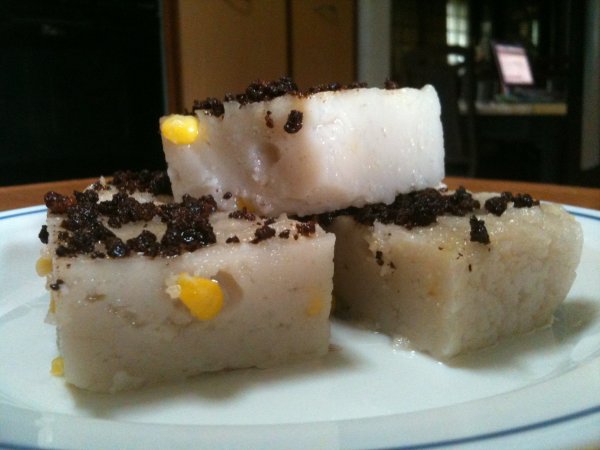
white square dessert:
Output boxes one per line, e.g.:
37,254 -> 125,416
160,78 -> 445,216
325,189 -> 583,359
37,174 -> 335,392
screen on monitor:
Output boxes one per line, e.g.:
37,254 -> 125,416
492,42 -> 534,86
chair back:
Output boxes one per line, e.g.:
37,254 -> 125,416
401,46 -> 477,177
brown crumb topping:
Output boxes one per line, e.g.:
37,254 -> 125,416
43,191 -> 217,258
295,220 -> 316,237
192,97 -> 225,117
484,193 -> 510,216
38,225 -> 49,244
512,193 -> 540,208
191,77 -> 374,113
315,187 -> 540,245
109,170 -> 172,196
265,111 -> 274,128
228,208 -> 256,221
284,110 -> 303,133
469,215 -> 490,245
224,77 -> 299,105
226,235 -> 240,244
305,81 -> 368,95
49,279 -> 64,290
317,187 -> 480,229
251,224 -> 276,244
384,78 -> 400,89
484,191 -> 539,215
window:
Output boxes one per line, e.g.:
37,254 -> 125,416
446,0 -> 469,63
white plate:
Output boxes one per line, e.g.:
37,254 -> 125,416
1,205 -> 599,450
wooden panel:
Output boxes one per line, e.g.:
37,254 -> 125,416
290,0 -> 356,88
176,0 -> 287,108
162,0 -> 183,112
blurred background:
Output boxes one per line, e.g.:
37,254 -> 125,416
1,0 -> 598,187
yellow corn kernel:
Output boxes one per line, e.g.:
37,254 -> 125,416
35,256 -> 52,276
306,295 -> 323,317
235,197 -> 256,213
50,356 -> 64,377
160,114 -> 202,145
177,273 -> 223,320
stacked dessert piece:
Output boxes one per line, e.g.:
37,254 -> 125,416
322,188 -> 582,358
38,78 -> 582,392
38,171 -> 335,393
161,77 -> 582,359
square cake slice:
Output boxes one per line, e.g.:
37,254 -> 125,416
160,78 -> 445,216
325,189 -> 583,359
37,178 -> 335,392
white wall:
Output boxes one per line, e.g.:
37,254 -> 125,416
357,0 -> 392,87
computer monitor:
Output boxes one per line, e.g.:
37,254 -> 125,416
491,41 -> 535,93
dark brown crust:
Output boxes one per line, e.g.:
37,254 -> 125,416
45,190 -> 217,258
317,187 -> 481,229
295,220 -> 316,237
315,187 -> 540,245
284,110 -> 303,134
49,279 -> 64,290
469,215 -> 490,245
224,77 -> 299,106
192,97 -> 225,117
484,193 -> 510,216
305,81 -> 368,95
484,191 -> 540,215
251,224 -> 276,244
190,77 -> 378,113
226,235 -> 240,244
228,208 -> 256,221
109,170 -> 172,196
265,111 -> 274,128
512,193 -> 540,208
38,225 -> 49,244
384,78 -> 400,89
375,250 -> 384,266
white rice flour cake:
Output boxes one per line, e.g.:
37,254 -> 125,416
324,188 -> 583,359
160,78 -> 445,216
37,172 -> 334,392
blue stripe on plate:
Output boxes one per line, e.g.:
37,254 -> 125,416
385,404 -> 600,450
0,207 -> 46,221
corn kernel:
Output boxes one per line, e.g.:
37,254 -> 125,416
51,356 -> 64,376
306,296 -> 323,317
177,273 -> 223,320
160,114 -> 202,145
35,256 -> 52,277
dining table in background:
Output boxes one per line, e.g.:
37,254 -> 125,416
1,177 -> 599,213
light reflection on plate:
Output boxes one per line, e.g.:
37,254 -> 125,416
0,205 -> 599,449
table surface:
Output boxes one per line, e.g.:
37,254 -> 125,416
474,101 -> 567,116
1,176 -> 599,212
459,100 -> 567,116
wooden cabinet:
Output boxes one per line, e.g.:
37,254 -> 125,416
164,0 -> 356,112
289,0 -> 356,88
